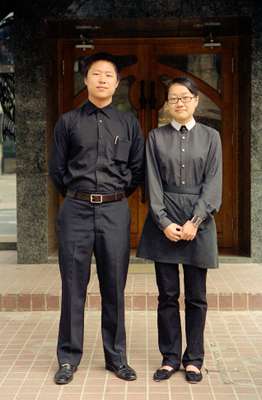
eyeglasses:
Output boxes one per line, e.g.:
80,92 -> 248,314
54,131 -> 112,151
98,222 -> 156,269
168,96 -> 195,104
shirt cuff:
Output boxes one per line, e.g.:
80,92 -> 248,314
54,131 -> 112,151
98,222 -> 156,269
159,217 -> 173,231
190,215 -> 203,228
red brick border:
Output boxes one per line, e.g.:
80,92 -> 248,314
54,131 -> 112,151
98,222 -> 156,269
1,292 -> 262,311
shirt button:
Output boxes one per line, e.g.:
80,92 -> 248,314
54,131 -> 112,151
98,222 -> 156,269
181,164 -> 185,168
182,181 -> 185,184
182,136 -> 185,139
182,148 -> 185,152
99,119 -> 102,123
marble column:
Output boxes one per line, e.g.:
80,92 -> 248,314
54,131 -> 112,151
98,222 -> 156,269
251,3 -> 262,261
15,18 -> 49,263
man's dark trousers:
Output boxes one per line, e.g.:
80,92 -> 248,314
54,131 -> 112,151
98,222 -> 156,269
155,262 -> 207,370
57,195 -> 130,368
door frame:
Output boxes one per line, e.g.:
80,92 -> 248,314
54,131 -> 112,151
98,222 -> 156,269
47,31 -> 251,257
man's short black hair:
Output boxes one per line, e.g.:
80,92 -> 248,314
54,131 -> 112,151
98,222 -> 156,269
83,52 -> 120,80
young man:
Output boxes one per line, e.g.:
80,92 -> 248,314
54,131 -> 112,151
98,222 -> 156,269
49,52 -> 144,384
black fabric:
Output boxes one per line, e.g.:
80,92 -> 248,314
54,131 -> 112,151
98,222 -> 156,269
137,210 -> 218,268
137,122 -> 222,268
49,101 -> 144,197
180,125 -> 188,132
155,262 -> 207,370
50,99 -> 144,371
56,197 -> 130,368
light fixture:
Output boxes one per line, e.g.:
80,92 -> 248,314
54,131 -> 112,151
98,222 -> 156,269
203,32 -> 221,48
74,25 -> 101,50
75,34 -> 95,50
75,25 -> 101,31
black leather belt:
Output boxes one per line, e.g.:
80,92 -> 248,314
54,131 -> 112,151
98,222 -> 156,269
67,190 -> 126,204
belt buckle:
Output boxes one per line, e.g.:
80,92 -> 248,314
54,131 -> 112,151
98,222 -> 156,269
90,194 -> 103,203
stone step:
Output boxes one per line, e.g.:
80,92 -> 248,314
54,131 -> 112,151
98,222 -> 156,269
0,261 -> 262,311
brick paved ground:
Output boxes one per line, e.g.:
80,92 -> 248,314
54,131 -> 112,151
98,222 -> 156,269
0,310 -> 262,400
1,251 -> 262,399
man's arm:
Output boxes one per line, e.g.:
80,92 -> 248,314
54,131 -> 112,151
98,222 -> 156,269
125,117 -> 145,197
49,115 -> 69,197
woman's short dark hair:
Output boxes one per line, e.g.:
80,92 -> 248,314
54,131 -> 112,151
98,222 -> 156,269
168,76 -> 198,96
83,52 -> 120,80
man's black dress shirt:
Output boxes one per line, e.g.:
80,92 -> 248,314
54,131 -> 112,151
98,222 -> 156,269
49,101 -> 145,197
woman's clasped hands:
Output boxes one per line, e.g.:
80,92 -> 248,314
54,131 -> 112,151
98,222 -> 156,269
163,221 -> 197,242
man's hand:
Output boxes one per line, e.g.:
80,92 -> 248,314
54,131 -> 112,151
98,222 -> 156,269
181,220 -> 198,241
163,223 -> 183,242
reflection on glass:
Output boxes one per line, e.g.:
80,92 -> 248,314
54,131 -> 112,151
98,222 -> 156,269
0,13 -> 14,73
112,76 -> 137,115
74,60 -> 86,96
0,13 -> 16,243
158,54 -> 221,92
195,92 -> 221,132
74,54 -> 138,96
158,75 -> 221,132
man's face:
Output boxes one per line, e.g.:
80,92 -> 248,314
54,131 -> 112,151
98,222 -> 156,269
168,83 -> 199,124
84,60 -> 119,103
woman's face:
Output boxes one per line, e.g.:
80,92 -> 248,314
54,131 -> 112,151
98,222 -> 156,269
167,83 -> 199,124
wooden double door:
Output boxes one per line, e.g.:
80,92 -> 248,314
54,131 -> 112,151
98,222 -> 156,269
59,37 -> 238,253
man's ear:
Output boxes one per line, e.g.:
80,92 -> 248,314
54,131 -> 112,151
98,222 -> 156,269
115,79 -> 120,89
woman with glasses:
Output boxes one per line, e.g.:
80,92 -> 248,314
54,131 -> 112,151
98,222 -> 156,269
137,76 -> 222,384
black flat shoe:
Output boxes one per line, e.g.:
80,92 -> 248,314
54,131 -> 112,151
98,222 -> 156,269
106,363 -> 137,381
153,366 -> 178,382
185,370 -> 203,384
54,363 -> 77,385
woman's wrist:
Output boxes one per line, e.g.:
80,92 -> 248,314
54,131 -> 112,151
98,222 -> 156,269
190,215 -> 202,228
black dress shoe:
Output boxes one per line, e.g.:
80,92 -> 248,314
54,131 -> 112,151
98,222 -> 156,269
106,364 -> 137,381
54,363 -> 77,385
153,366 -> 178,382
185,370 -> 203,384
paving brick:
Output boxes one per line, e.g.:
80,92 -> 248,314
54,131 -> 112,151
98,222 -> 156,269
46,294 -> 59,310
31,294 -> 45,310
17,294 -> 31,311
219,294 -> 233,310
233,293 -> 248,310
133,295 -> 146,310
248,293 -> 262,310
2,294 -> 17,310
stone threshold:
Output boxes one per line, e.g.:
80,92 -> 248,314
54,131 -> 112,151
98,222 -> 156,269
1,260 -> 262,311
48,254 -> 254,264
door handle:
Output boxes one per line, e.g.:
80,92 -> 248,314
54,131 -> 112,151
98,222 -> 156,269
149,80 -> 156,110
139,80 -> 147,109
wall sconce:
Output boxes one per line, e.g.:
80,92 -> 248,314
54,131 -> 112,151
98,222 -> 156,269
74,25 -> 101,50
203,32 -> 221,48
75,34 -> 95,50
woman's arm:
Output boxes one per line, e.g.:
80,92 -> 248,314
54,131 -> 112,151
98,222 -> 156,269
192,130 -> 223,222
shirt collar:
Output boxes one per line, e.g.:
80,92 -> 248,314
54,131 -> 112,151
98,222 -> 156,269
83,100 -> 114,118
171,118 -> 196,132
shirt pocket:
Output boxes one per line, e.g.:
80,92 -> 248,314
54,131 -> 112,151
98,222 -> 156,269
113,138 -> 131,163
